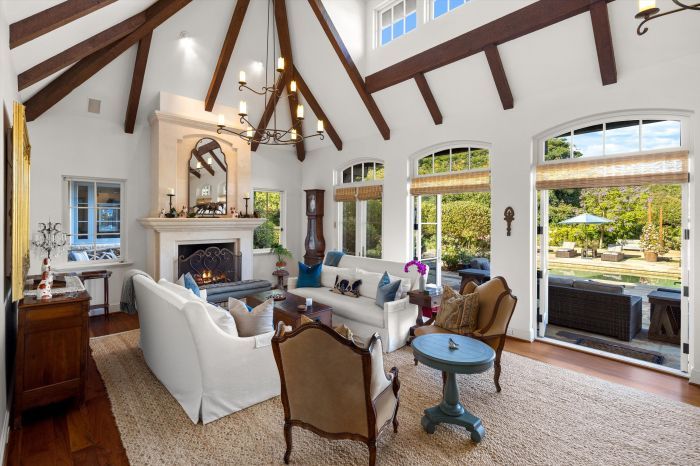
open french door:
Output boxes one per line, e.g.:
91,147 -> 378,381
680,184 -> 690,372
537,190 -> 550,338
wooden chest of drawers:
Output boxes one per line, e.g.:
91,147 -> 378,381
14,289 -> 91,428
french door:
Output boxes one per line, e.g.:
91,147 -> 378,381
339,199 -> 382,258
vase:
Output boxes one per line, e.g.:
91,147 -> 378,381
419,275 -> 426,291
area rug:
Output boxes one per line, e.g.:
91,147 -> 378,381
556,330 -> 665,364
91,330 -> 700,465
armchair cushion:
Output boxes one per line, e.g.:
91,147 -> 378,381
435,286 -> 479,334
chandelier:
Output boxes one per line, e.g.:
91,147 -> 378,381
636,0 -> 700,35
216,0 -> 324,145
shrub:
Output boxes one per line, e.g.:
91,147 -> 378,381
254,220 -> 276,249
640,223 -> 669,255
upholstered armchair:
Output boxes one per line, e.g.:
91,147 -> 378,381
414,276 -> 517,392
271,322 -> 400,466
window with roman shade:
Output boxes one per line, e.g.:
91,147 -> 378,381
410,147 -> 490,195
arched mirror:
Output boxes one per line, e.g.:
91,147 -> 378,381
188,138 -> 228,216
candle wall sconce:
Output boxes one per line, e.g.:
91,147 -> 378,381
504,207 -> 515,236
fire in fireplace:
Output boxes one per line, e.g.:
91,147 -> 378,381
177,242 -> 241,286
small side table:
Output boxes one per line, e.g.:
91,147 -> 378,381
412,334 -> 495,443
407,290 -> 441,345
272,269 -> 289,290
647,290 -> 681,344
75,270 -> 113,318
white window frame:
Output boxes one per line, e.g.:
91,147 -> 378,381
430,0 -> 469,20
63,175 -> 126,265
336,159 -> 384,258
414,145 -> 490,177
252,188 -> 286,254
375,0 -> 418,48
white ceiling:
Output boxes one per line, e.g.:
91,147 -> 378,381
3,0 -> 700,154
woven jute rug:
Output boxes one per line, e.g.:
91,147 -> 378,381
91,330 -> 700,465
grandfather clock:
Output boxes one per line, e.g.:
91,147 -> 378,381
304,189 -> 325,265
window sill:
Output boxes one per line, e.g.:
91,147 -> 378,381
56,261 -> 135,272
254,249 -> 273,255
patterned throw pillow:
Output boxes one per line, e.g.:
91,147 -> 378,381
330,275 -> 362,298
435,286 -> 480,334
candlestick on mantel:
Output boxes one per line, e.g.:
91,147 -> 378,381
166,187 -> 175,196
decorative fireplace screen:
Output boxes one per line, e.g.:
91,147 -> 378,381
177,244 -> 241,286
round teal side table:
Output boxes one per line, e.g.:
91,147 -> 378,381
412,333 -> 495,442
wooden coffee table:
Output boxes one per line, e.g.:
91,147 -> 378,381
245,290 -> 332,330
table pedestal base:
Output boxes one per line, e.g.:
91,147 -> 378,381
420,372 -> 485,442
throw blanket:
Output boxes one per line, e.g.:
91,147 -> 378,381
120,269 -> 152,314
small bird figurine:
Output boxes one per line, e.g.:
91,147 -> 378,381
448,338 -> 460,350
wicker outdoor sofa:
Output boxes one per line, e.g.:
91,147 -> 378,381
548,277 -> 642,341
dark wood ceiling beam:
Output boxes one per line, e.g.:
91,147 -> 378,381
124,32 -> 152,134
196,141 -> 220,155
413,73 -> 443,125
192,151 -> 215,176
10,0 -> 117,49
590,0 -> 617,85
251,72 -> 286,152
275,0 -> 305,161
18,13 -> 145,91
204,0 -> 250,112
24,0 -> 191,122
189,168 -> 201,179
484,45 -> 513,110
365,0 -> 615,93
308,0 -> 390,140
208,150 -> 227,172
293,66 -> 342,150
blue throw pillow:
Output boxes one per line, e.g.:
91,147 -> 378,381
376,279 -> 401,308
297,262 -> 322,288
183,272 -> 200,297
324,251 -> 344,267
378,271 -> 391,288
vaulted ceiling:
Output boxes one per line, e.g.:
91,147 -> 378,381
4,0 -> 699,157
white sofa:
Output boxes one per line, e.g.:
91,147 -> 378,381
133,274 -> 280,424
288,255 -> 424,352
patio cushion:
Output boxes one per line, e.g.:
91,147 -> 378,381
549,276 -> 575,287
468,258 -> 490,270
573,280 -> 624,295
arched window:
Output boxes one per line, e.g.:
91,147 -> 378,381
335,160 -> 384,258
411,144 -> 492,286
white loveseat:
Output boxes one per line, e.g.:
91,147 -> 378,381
288,255 -> 424,352
133,274 -> 280,424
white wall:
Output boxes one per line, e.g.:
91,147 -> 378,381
0,0 -> 17,455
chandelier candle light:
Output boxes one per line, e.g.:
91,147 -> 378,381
635,0 -> 700,35
216,0 -> 324,146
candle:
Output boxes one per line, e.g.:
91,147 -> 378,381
296,104 -> 304,119
238,70 -> 246,84
291,128 -> 297,140
196,161 -> 202,169
207,156 -> 213,165
246,126 -> 254,138
290,80 -> 297,93
239,100 -> 247,115
305,297 -> 313,308
277,56 -> 285,72
638,0 -> 656,13
166,187 -> 175,196
217,114 -> 225,126
244,192 -> 250,199
317,119 -> 324,133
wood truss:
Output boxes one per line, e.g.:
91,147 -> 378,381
12,0 -> 617,156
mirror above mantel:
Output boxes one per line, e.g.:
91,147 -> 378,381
188,138 -> 227,217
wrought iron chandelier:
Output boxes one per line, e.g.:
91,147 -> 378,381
216,0 -> 324,145
636,0 -> 700,35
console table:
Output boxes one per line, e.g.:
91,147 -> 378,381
74,269 -> 112,317
14,282 -> 91,428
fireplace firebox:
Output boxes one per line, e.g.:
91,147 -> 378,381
177,242 -> 241,286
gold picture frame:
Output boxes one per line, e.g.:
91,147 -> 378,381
12,102 -> 30,302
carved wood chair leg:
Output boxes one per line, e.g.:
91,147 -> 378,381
283,421 -> 292,464
368,441 -> 377,466
442,370 -> 447,387
494,356 -> 502,393
393,400 -> 400,433
414,357 -> 418,366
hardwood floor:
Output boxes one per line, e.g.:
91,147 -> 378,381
4,313 -> 699,465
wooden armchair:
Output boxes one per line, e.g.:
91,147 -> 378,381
414,276 -> 517,392
271,322 -> 400,466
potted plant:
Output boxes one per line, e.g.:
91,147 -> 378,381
404,259 -> 428,291
271,243 -> 292,269
640,223 -> 667,262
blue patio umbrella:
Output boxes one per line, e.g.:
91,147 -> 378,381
559,213 -> 613,252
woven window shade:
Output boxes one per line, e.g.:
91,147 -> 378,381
410,171 -> 490,195
536,151 -> 688,190
334,184 -> 383,202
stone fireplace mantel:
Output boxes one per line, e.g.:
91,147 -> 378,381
139,217 -> 265,281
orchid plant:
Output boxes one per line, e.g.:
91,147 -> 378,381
404,259 -> 427,276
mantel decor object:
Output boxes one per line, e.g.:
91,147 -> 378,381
504,206 -> 515,236
404,259 -> 428,291
165,188 -> 177,218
